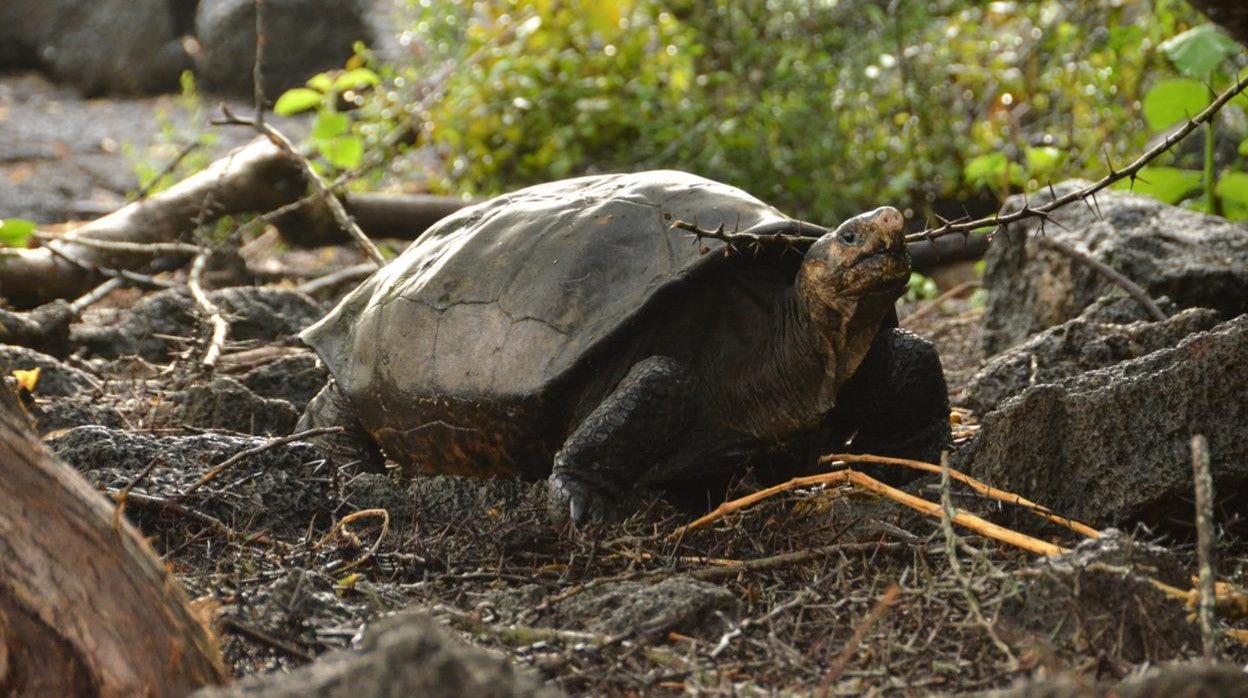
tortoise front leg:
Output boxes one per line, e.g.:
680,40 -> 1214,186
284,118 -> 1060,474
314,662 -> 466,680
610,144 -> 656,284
549,356 -> 695,525
296,380 -> 386,472
834,326 -> 951,467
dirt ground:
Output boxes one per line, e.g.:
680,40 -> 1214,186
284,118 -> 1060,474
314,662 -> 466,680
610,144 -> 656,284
4,70 -> 1247,696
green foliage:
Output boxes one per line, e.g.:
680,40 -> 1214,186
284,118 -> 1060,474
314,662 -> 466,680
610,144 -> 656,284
130,71 -> 218,195
274,88 -> 323,116
0,218 -> 36,247
1143,78 -> 1213,130
273,60 -> 381,175
385,0 -> 1226,225
1159,23 -> 1240,77
905,272 -> 939,302
1129,166 -> 1203,203
1113,21 -> 1248,218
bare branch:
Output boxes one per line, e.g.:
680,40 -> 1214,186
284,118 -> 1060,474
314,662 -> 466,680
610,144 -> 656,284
1035,236 -> 1168,321
187,250 -> 230,369
215,105 -> 387,267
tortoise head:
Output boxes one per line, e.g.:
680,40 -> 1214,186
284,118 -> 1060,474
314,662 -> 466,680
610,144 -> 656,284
797,206 -> 909,308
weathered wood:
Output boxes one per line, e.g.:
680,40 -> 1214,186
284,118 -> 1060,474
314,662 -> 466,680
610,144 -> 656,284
0,384 -> 225,696
0,137 -> 306,309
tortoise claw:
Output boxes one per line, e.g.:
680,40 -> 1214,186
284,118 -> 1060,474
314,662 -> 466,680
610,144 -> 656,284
547,471 -> 613,526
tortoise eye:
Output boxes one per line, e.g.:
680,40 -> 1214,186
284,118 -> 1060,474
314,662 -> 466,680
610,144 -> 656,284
839,228 -> 859,245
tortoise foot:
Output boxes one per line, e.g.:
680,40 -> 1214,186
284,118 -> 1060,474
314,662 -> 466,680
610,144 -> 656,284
547,471 -> 616,526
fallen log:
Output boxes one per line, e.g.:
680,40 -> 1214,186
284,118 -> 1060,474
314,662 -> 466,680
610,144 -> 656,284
1,137 -> 306,309
0,383 -> 225,695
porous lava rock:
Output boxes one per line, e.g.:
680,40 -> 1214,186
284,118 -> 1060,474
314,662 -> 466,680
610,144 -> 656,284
48,425 -> 333,538
1000,531 -> 1197,664
174,375 -> 301,436
75,287 -> 323,361
0,344 -> 95,397
959,314 -> 1248,531
240,351 -> 329,413
193,610 -> 563,698
549,576 -> 741,640
984,661 -> 1248,697
194,0 -> 375,96
981,181 -> 1248,355
959,301 -> 1220,415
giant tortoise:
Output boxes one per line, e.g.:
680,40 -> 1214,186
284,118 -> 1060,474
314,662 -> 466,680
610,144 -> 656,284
298,171 -> 950,522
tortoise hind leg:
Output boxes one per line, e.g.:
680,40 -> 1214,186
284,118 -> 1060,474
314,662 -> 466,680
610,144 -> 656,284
549,356 -> 695,525
297,381 -> 386,473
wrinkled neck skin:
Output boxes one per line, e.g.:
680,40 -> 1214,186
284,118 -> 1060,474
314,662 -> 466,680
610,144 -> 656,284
722,284 -> 893,440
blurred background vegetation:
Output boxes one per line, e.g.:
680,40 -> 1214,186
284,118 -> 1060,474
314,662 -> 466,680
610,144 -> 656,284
278,0 -> 1248,226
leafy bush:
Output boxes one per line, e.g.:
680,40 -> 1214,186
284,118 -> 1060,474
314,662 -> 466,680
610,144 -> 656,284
291,1 -> 1243,226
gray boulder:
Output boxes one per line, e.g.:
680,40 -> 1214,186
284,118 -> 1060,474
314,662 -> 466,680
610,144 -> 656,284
74,286 -> 324,361
0,0 -> 190,95
549,576 -> 741,640
959,299 -> 1221,415
194,0 -> 375,97
193,611 -> 562,698
982,181 -> 1248,355
1000,531 -> 1198,664
958,314 -> 1248,531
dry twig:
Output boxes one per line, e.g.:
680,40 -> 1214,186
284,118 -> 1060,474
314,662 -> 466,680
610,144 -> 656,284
319,508 -> 391,575
820,453 -> 1100,538
214,105 -> 386,267
187,250 -> 230,369
1191,434 -> 1217,659
817,584 -> 900,694
671,468 -> 1065,557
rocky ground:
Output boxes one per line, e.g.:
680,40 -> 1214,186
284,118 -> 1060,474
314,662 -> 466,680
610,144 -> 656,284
3,71 -> 1248,696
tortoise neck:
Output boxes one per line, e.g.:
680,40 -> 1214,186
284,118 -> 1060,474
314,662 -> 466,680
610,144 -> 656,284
767,284 -> 894,421
722,288 -> 852,439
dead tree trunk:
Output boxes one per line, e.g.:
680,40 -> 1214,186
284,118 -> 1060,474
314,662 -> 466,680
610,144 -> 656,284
0,137 -> 306,309
0,385 -> 225,696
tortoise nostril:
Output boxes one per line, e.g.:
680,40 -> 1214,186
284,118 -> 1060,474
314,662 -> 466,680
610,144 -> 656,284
874,207 -> 903,235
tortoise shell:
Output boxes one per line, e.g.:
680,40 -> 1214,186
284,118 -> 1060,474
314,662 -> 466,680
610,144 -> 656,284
302,171 -> 796,478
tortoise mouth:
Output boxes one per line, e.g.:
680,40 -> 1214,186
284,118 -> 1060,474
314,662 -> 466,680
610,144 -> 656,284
834,247 -> 909,301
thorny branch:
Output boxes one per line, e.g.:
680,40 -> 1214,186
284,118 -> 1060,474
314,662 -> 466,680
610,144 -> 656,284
671,69 -> 1248,256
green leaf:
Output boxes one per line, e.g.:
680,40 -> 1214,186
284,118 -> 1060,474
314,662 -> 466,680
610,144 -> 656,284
1113,166 -> 1201,204
1025,146 -> 1065,178
332,68 -> 381,92
964,151 -> 1007,187
312,111 -> 351,139
1217,172 -> 1248,221
1215,171 -> 1248,205
1159,24 -> 1240,78
306,73 -> 334,93
1142,79 -> 1210,131
274,88 -> 324,116
905,272 -> 938,302
0,218 -> 36,247
1238,138 -> 1248,156
320,136 -> 363,170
